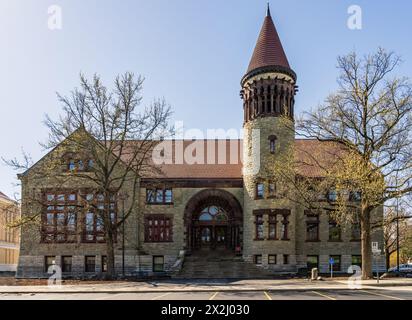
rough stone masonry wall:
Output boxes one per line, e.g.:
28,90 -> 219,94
242,116 -> 298,272
137,187 -> 244,273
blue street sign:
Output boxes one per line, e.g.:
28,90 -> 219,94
329,258 -> 335,265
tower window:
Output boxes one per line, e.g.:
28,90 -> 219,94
268,136 -> 277,154
256,183 -> 264,199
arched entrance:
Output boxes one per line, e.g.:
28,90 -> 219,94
184,189 -> 243,252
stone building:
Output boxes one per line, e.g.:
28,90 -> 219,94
0,192 -> 20,272
16,7 -> 385,279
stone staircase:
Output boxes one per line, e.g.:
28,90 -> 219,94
174,247 -> 274,279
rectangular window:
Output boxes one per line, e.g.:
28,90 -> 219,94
329,219 -> 341,241
268,255 -> 277,265
102,256 -> 107,273
352,255 -> 362,268
256,183 -> 264,199
283,255 -> 289,265
306,212 -> 319,242
268,182 -> 276,197
82,192 -> 116,243
255,215 -> 264,240
85,256 -> 96,273
330,255 -> 341,272
269,139 -> 276,154
45,256 -> 56,273
144,215 -> 173,243
254,255 -> 262,265
268,214 -> 277,240
153,256 -> 164,272
307,255 -> 319,270
146,188 -> 173,204
42,192 -> 77,243
62,256 -> 72,273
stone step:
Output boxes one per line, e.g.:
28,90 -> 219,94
174,251 -> 275,279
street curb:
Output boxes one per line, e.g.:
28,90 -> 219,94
0,285 -> 392,295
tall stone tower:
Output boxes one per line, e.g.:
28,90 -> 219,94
241,5 -> 298,270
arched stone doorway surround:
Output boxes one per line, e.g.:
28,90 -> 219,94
184,189 -> 243,252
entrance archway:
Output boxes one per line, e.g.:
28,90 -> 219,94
184,189 -> 243,252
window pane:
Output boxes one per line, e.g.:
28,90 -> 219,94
153,256 -> 164,272
164,189 -> 173,203
62,256 -> 72,273
156,189 -> 164,203
47,194 -> 55,202
86,213 -> 94,232
85,256 -> 96,272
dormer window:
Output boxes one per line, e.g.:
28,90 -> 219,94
268,135 -> 277,154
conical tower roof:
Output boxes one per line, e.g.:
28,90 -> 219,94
246,5 -> 291,74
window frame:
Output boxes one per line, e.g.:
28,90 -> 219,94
305,211 -> 320,242
41,191 -> 78,244
85,256 -> 96,273
144,215 -> 173,243
61,256 -> 72,273
82,191 -> 117,244
153,255 -> 165,272
268,135 -> 277,154
255,183 -> 265,200
44,256 -> 56,273
254,214 -> 265,241
268,214 -> 277,240
146,188 -> 173,205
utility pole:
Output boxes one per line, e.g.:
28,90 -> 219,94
122,195 -> 125,277
396,196 -> 400,273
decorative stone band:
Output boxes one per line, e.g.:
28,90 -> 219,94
241,65 -> 297,86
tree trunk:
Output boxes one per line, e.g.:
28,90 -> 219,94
105,228 -> 116,280
385,248 -> 390,271
360,206 -> 373,279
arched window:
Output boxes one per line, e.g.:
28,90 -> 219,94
198,206 -> 228,222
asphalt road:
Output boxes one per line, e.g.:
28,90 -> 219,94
1,288 -> 412,300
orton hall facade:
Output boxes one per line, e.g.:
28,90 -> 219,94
17,8 -> 385,278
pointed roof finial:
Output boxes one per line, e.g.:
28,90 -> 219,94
266,2 -> 271,17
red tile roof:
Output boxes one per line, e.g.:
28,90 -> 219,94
132,139 -> 344,180
246,9 -> 290,74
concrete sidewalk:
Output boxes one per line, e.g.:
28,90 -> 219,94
1,278 -> 412,294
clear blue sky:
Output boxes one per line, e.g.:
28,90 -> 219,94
1,0 -> 412,198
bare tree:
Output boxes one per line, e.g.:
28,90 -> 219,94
272,48 -> 412,279
6,73 -> 172,279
